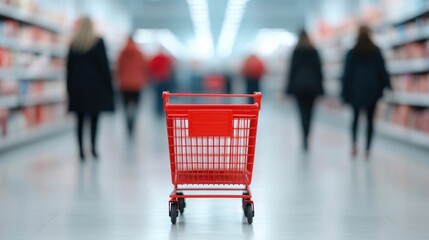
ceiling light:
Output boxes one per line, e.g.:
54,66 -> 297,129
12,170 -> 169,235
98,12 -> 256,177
133,29 -> 185,58
217,0 -> 249,57
251,28 -> 298,56
187,0 -> 214,58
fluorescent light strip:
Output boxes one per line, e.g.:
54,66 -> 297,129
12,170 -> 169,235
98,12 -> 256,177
252,29 -> 298,56
187,0 -> 214,57
217,0 -> 249,57
133,29 -> 185,58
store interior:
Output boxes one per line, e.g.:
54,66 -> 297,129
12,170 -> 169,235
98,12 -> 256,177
0,0 -> 429,239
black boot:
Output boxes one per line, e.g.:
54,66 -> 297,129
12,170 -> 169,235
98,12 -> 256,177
92,148 -> 98,159
79,150 -> 85,162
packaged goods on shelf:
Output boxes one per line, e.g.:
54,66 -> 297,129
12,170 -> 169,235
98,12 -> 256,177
0,0 -> 69,150
0,48 -> 13,67
392,74 -> 429,93
0,20 -> 19,38
378,103 -> 429,134
0,19 -> 66,50
51,58 -> 64,69
392,42 -> 428,60
0,108 -> 7,135
0,103 -> 65,139
0,79 -> 18,94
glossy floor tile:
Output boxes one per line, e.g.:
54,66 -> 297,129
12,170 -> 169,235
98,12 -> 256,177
1,96 -> 428,240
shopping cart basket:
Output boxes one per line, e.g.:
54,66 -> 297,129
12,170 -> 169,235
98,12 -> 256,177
163,92 -> 262,224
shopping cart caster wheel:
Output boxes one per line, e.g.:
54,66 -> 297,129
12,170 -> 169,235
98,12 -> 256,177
170,203 -> 178,224
177,192 -> 185,214
242,192 -> 250,216
245,203 -> 254,224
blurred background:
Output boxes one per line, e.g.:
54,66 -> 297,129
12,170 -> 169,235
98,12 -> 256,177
1,0 -> 429,239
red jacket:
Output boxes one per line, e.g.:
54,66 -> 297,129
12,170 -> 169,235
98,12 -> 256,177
149,52 -> 173,82
242,55 -> 265,80
117,40 -> 147,91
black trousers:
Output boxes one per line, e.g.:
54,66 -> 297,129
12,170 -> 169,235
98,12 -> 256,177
351,104 -> 376,151
76,113 -> 99,155
121,91 -> 141,135
245,79 -> 260,104
296,97 -> 315,147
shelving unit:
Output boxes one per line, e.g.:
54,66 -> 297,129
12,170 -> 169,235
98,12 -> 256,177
0,3 -> 64,33
318,6 -> 429,148
0,119 -> 72,152
0,68 -> 63,80
0,37 -> 65,57
376,8 -> 429,147
320,103 -> 429,148
378,121 -> 429,148
388,59 -> 429,75
0,3 -> 70,152
388,30 -> 429,48
0,95 -> 64,108
384,92 -> 429,107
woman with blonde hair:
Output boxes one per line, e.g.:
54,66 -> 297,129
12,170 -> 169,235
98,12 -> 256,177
67,17 -> 114,161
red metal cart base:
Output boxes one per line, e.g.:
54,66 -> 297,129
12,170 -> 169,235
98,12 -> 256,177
163,92 -> 262,224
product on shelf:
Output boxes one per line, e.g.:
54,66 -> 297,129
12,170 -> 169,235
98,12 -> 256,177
378,103 -> 429,134
0,108 -> 8,136
391,42 -> 428,60
0,47 -> 13,67
0,18 -> 66,50
392,73 -> 429,93
0,0 -> 68,146
0,103 -> 66,139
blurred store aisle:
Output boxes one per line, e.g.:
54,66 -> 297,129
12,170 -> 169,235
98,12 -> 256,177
0,94 -> 429,240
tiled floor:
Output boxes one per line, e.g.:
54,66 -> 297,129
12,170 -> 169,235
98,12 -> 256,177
1,96 -> 429,240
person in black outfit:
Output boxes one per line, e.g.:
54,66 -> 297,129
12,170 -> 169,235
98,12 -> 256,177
285,30 -> 324,151
341,25 -> 391,159
66,17 -> 114,161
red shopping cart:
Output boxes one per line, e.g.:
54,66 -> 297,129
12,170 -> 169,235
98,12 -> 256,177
163,92 -> 262,224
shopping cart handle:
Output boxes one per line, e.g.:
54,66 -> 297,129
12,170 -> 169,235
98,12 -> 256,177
162,92 -> 262,109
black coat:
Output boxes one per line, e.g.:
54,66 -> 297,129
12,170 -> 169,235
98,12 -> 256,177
341,49 -> 391,107
286,47 -> 324,97
66,38 -> 114,113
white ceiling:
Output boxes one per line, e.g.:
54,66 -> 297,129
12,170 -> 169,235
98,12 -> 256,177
128,0 -> 310,57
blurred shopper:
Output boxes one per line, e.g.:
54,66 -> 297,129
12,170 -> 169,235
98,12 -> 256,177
190,60 -> 204,95
117,36 -> 147,137
149,49 -> 174,117
242,54 -> 265,103
204,73 -> 226,94
66,17 -> 114,161
224,72 -> 233,94
341,25 -> 391,159
285,30 -> 324,151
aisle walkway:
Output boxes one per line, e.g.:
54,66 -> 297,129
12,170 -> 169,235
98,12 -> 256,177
1,97 -> 429,240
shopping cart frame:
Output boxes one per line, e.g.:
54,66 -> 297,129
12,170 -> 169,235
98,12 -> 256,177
163,92 -> 262,224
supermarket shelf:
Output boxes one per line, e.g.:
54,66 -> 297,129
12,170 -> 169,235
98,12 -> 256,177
320,103 -> 429,148
324,59 -> 429,77
0,68 -> 64,80
388,59 -> 429,75
391,7 -> 429,27
384,93 -> 429,107
378,121 -> 429,148
374,5 -> 429,29
0,38 -> 66,57
0,119 -> 73,152
389,30 -> 429,48
21,95 -> 65,107
0,95 -> 64,109
0,96 -> 18,108
0,3 -> 64,34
